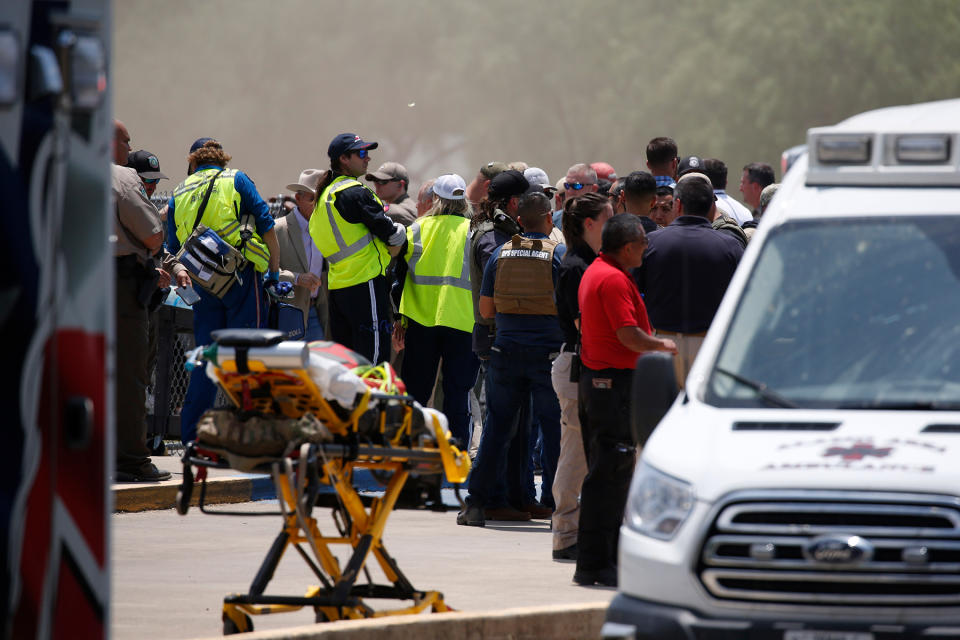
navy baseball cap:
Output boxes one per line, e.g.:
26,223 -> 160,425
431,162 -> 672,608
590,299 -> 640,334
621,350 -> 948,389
189,137 -> 216,153
328,133 -> 378,159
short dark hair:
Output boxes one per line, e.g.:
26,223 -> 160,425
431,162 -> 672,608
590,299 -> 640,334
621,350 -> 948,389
656,185 -> 674,198
516,191 -> 552,229
622,171 -> 657,201
675,176 -> 715,217
601,213 -> 646,254
646,137 -> 678,166
702,158 -> 727,190
742,162 -> 775,188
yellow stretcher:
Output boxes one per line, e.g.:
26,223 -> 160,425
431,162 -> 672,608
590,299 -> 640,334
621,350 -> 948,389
175,329 -> 471,635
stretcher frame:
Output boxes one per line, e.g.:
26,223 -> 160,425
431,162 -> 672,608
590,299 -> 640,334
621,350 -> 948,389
175,334 -> 470,635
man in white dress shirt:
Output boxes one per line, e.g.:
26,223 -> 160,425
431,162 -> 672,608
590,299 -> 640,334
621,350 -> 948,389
276,169 -> 329,340
703,158 -> 753,225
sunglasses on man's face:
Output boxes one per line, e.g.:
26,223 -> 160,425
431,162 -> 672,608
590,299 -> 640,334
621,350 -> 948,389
142,177 -> 159,184
564,181 -> 593,191
353,149 -> 369,159
372,178 -> 399,186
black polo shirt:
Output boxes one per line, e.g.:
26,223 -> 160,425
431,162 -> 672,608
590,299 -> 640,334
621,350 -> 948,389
633,215 -> 743,334
556,241 -> 597,347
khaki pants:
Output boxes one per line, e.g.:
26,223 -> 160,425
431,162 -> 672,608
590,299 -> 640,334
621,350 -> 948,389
656,331 -> 704,389
550,351 -> 587,551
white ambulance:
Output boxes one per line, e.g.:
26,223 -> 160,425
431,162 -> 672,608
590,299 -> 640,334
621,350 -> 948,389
605,98 -> 960,639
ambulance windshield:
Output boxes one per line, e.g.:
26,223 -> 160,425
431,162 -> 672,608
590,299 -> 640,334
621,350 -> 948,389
706,216 -> 960,410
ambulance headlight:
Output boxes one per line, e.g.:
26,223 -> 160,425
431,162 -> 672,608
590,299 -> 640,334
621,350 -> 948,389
625,462 -> 695,540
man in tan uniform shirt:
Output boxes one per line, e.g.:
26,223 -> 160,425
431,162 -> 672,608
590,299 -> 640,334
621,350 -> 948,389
112,119 -> 173,481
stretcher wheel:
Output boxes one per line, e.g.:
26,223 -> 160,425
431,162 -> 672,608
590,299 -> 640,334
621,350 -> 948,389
222,611 -> 252,635
176,465 -> 193,515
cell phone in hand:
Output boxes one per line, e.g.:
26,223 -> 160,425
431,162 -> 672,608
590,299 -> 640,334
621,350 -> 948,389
176,284 -> 201,306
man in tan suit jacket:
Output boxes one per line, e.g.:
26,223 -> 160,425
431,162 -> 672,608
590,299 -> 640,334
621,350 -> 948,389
275,169 -> 330,340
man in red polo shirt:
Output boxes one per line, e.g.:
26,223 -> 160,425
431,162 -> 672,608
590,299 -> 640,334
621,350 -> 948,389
573,214 -> 677,587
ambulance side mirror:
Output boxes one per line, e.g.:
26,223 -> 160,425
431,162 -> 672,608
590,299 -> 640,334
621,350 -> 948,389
631,352 -> 678,446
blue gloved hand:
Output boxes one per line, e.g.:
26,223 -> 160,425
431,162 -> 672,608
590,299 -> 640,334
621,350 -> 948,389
263,271 -> 293,300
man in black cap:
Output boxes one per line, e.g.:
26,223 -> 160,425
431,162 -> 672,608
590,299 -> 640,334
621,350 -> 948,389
469,169 -> 527,357
308,133 -> 406,364
126,149 -> 167,199
112,121 -> 173,481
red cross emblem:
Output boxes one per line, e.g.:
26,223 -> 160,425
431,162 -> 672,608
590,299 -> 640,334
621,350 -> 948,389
823,441 -> 893,461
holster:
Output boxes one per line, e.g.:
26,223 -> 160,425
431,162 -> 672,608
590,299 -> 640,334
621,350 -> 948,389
569,352 -> 581,383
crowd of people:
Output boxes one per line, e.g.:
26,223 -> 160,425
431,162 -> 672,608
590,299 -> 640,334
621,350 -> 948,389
111,121 -> 779,587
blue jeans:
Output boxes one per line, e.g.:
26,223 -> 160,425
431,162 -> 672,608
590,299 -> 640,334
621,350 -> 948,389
304,305 -> 325,341
180,265 -> 265,443
466,344 -> 561,509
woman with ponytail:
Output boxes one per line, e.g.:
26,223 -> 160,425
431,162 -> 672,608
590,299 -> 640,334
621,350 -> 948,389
550,192 -> 612,561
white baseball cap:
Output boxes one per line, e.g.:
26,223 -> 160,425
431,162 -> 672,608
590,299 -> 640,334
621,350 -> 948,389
432,173 -> 466,200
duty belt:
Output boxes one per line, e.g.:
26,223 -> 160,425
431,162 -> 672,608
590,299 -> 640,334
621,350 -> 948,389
656,330 -> 707,338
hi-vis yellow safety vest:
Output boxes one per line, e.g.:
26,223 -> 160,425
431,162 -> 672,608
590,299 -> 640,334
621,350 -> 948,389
400,214 -> 473,332
309,175 -> 391,290
173,167 -> 270,272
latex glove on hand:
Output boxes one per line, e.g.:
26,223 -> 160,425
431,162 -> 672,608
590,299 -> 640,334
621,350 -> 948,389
387,221 -> 406,246
263,271 -> 293,301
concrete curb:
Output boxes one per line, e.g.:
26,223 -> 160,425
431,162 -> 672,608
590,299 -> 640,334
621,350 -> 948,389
113,474 -> 274,513
190,601 -> 609,640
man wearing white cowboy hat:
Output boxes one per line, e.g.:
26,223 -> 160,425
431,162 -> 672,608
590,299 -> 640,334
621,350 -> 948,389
274,168 -> 330,340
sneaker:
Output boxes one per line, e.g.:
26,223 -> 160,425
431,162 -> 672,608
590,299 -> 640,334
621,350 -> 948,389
115,462 -> 172,483
484,506 -> 532,521
521,502 -> 554,519
552,543 -> 578,562
573,567 -> 617,587
456,504 -> 485,527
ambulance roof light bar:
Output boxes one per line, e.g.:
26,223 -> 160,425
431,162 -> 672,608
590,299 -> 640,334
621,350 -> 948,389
806,130 -> 960,187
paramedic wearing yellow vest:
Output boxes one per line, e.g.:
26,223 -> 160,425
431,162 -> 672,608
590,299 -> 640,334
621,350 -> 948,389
166,138 -> 280,443
391,174 -> 480,446
309,133 -> 406,364
457,185 -> 566,527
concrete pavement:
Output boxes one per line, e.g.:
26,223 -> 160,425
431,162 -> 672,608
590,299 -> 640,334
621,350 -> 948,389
112,499 -> 615,639
113,449 -> 274,512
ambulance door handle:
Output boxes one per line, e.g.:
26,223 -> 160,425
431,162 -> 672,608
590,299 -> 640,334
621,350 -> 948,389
64,395 -> 93,449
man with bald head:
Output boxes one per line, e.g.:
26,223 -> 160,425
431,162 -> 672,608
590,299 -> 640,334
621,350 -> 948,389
553,163 -> 598,230
112,119 -> 172,481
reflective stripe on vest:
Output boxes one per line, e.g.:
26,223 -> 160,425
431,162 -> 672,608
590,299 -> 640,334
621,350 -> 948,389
400,215 -> 473,332
323,179 -> 373,263
309,175 -> 390,290
172,168 -> 270,272
407,220 -> 471,289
